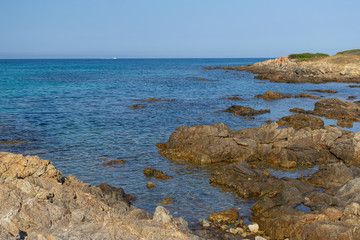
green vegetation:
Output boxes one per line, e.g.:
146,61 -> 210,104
288,53 -> 329,61
336,49 -> 360,55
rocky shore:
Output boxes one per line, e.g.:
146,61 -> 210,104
205,54 -> 360,83
158,116 -> 360,239
0,152 -> 199,240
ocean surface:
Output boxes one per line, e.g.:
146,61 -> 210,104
1,58 -> 359,227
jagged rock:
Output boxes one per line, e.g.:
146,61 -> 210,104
311,98 -> 360,122
159,122 -> 360,166
0,152 -> 199,240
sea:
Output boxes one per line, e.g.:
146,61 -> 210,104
1,58 -> 359,228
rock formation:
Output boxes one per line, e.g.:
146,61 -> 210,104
0,152 -> 198,240
159,122 -> 360,166
206,55 -> 360,84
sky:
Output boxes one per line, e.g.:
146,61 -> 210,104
0,0 -> 359,58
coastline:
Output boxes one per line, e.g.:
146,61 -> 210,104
1,56 -> 360,239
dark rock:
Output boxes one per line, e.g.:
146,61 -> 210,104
225,106 -> 270,116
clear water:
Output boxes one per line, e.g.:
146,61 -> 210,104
0,58 -> 359,227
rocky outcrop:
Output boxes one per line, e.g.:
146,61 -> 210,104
0,152 -> 198,240
276,113 -> 324,130
210,160 -> 360,239
206,55 -> 360,84
292,98 -> 360,127
159,122 -> 360,166
225,106 -> 270,116
253,163 -> 360,239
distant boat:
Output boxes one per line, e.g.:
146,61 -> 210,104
113,57 -> 117,60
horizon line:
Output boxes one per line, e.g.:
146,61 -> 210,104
0,56 -> 275,60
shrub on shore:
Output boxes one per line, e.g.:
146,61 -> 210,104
288,53 -> 329,61
336,49 -> 360,55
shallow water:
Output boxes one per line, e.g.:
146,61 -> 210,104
0,58 -> 359,227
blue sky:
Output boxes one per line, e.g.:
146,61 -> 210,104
1,0 -> 359,58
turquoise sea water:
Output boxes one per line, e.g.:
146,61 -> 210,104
1,58 -> 359,227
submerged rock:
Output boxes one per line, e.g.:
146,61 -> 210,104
0,152 -> 198,240
225,106 -> 270,116
209,208 -> 239,223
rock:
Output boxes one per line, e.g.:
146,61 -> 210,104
309,162 -> 355,185
143,168 -> 157,177
308,89 -> 338,93
0,153 -> 199,240
137,98 -> 175,102
129,104 -> 145,109
255,90 -> 292,100
337,119 -> 354,128
143,168 -> 173,180
146,181 -> 157,189
222,96 -> 243,101
159,122 -> 358,167
160,198 -> 173,205
295,93 -> 321,99
248,223 -> 259,233
101,159 -> 125,166
276,113 -> 324,130
220,225 -> 228,231
255,236 -> 267,240
201,219 -> 211,228
209,208 -> 239,223
311,98 -> 360,122
229,227 -> 238,234
217,55 -> 360,84
225,106 -> 270,116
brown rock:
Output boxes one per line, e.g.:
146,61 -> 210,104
255,90 -> 292,100
295,93 -> 321,99
102,160 -> 125,166
277,113 -> 324,130
308,89 -> 338,93
225,106 -> 270,116
160,198 -> 173,205
146,181 -> 157,189
130,104 -> 145,109
0,152 -> 199,240
337,119 -> 354,128
221,96 -> 243,101
209,208 -> 239,223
